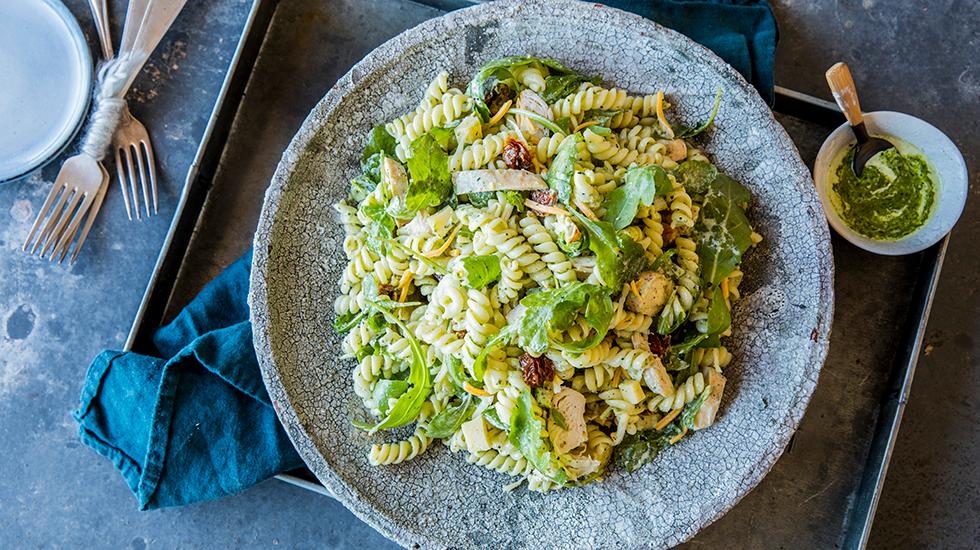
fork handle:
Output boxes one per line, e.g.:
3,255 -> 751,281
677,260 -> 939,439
120,0 -> 189,93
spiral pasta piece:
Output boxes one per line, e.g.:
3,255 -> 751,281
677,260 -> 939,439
583,128 -> 657,168
519,214 -> 577,287
551,85 -> 630,119
368,428 -> 432,465
648,372 -> 707,413
449,130 -> 512,171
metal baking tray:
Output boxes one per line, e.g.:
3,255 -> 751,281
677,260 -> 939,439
124,0 -> 948,547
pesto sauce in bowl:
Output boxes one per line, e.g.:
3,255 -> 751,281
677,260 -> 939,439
828,139 -> 936,241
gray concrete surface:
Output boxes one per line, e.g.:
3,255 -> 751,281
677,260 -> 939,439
0,0 -> 976,548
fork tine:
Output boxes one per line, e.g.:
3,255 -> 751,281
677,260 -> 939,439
123,144 -> 141,220
114,146 -> 134,220
142,140 -> 158,215
31,185 -> 73,254
134,143 -> 151,218
70,179 -> 109,264
52,191 -> 96,263
41,189 -> 83,258
23,179 -> 67,252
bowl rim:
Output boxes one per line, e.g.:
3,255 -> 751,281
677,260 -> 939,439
249,1 -> 835,548
813,110 -> 968,256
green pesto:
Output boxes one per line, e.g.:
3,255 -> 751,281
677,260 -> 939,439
831,146 -> 935,241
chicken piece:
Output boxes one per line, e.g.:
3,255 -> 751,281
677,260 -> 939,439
382,156 -> 408,199
642,354 -> 674,398
460,416 -> 492,452
548,388 -> 588,454
667,139 -> 687,162
515,89 -> 553,141
452,169 -> 547,195
626,271 -> 674,316
692,368 -> 726,430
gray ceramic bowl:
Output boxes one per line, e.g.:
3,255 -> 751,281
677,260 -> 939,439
250,1 -> 834,548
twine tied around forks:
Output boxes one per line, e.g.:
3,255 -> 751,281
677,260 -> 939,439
80,53 -> 143,160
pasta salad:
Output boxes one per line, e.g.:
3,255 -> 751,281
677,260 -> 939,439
332,56 -> 761,492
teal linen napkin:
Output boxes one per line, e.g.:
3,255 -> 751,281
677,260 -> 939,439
75,0 -> 777,510
75,252 -> 303,510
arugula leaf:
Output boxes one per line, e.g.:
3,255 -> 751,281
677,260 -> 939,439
509,390 -> 567,485
679,386 -> 712,430
547,133 -> 582,204
500,190 -> 526,211
674,160 -> 718,195
614,425 -> 679,472
570,209 -> 646,290
673,88 -> 723,139
362,300 -> 432,433
517,282 -> 613,354
581,109 -> 622,127
425,394 -> 476,439
705,285 -> 732,335
672,333 -> 709,355
361,124 -> 397,166
695,185 -> 754,286
542,74 -> 595,103
462,254 -> 502,289
466,191 -> 494,208
446,356 -> 467,391
650,248 -> 677,272
509,107 -> 566,135
349,174 -> 376,203
601,165 -> 671,230
359,203 -> 396,256
552,117 -> 573,134
405,133 -> 452,212
389,240 -> 448,275
483,408 -> 509,431
468,56 -> 585,98
333,311 -> 364,334
473,325 -> 516,380
354,345 -> 375,361
549,408 -> 568,430
372,379 -> 410,417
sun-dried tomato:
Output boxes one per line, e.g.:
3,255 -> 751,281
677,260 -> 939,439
530,189 -> 558,206
502,138 -> 534,171
648,333 -> 670,357
661,212 -> 677,245
520,353 -> 555,388
483,81 -> 514,116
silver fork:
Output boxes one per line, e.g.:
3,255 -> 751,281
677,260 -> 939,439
95,0 -> 159,220
23,0 -> 188,263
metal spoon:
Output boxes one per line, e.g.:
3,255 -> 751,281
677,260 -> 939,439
825,62 -> 895,177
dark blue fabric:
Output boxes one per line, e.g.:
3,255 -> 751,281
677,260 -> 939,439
75,251 -> 303,510
602,0 -> 778,104
74,0 -> 778,510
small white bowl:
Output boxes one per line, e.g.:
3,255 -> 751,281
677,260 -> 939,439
814,111 -> 968,255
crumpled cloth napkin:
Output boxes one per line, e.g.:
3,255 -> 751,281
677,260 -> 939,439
74,0 -> 778,510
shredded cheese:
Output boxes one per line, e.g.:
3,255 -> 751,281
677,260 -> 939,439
575,200 -> 599,221
524,199 -> 569,217
488,99 -> 513,126
573,120 -> 600,133
463,382 -> 491,397
610,367 -> 622,389
422,224 -> 461,258
669,427 -> 688,445
655,407 -> 683,431
567,224 -> 581,243
721,277 -> 730,300
655,90 -> 674,139
630,280 -> 641,301
397,271 -> 414,302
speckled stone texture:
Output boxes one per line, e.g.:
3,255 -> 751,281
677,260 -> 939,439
249,1 -> 833,548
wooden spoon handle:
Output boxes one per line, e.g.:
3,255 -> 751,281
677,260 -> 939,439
826,62 -> 864,127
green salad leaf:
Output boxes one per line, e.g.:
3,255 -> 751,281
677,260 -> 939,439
372,379 -> 410,417
445,356 -> 468,391
614,425 -> 678,472
581,109 -> 621,127
332,311 -> 362,334
673,88 -> 723,139
570,208 -> 646,290
405,133 -> 452,211
483,408 -> 509,431
695,181 -> 754,286
359,203 -> 396,256
361,300 -> 432,433
546,133 -> 582,204
674,160 -> 718,195
602,165 -> 671,230
361,124 -> 397,166
680,386 -> 712,430
472,325 -> 516,380
705,285 -> 732,335
542,74 -> 598,103
516,282 -> 613,355
425,394 -> 476,439
711,172 -> 752,208
462,254 -> 502,289
509,390 -> 567,485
